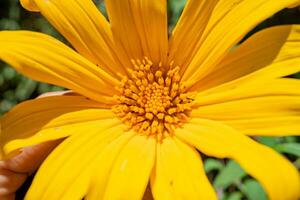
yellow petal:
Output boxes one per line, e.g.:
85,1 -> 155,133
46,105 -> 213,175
85,131 -> 135,200
106,0 -> 168,65
182,0 -> 300,88
20,0 -> 39,11
192,96 -> 300,120
0,31 -> 120,103
197,60 -> 300,97
151,137 -> 217,200
175,119 -> 300,200
192,78 -> 300,136
193,79 -> 300,136
20,0 -> 127,76
193,25 -> 300,91
102,135 -> 156,200
0,95 -> 118,158
169,0 -> 218,74
223,116 -> 300,136
194,78 -> 300,106
25,124 -> 128,200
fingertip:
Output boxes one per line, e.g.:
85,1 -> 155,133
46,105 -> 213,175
3,140 -> 62,173
0,168 -> 27,196
0,193 -> 15,200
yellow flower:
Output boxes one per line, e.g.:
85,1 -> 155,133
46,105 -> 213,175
0,0 -> 300,199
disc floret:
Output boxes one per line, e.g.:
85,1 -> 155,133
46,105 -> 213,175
113,57 -> 193,141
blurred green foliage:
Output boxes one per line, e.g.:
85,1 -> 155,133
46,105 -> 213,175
0,0 -> 65,115
0,1 -> 300,200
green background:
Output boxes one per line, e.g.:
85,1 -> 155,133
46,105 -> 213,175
0,0 -> 300,200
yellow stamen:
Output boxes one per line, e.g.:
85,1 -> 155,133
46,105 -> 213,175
113,57 -> 193,141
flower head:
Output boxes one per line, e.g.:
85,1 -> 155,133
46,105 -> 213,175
113,58 -> 193,140
0,0 -> 300,199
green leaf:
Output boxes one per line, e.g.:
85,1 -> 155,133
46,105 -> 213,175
0,19 -> 20,30
292,72 -> 300,79
2,67 -> 16,80
284,136 -> 298,143
0,76 -> 4,86
38,83 -> 53,94
51,86 -> 65,92
213,160 -> 246,189
275,143 -> 300,157
3,90 -> 16,101
294,158 -> 300,169
16,81 -> 37,100
257,136 -> 280,148
168,0 -> 186,28
224,192 -> 243,200
9,3 -> 20,19
204,158 -> 224,173
242,179 -> 267,200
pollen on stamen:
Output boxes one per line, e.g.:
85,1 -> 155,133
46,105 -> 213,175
112,57 -> 194,142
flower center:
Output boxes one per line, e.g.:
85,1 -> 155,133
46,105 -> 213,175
113,57 -> 193,141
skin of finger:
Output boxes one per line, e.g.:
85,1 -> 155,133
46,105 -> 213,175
0,167 -> 27,196
0,91 -> 69,199
2,90 -> 70,173
2,140 -> 63,173
0,193 -> 15,200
